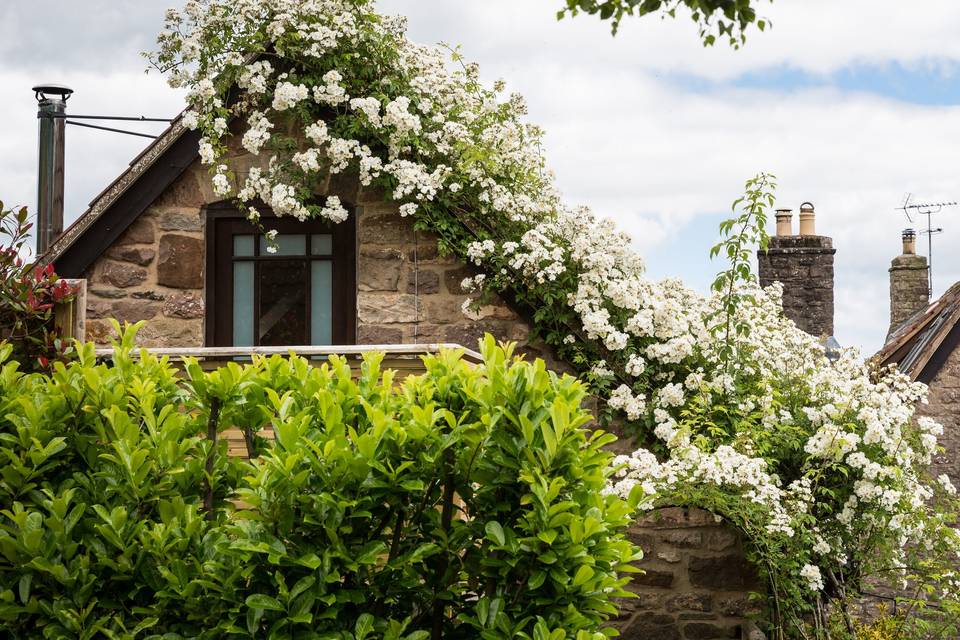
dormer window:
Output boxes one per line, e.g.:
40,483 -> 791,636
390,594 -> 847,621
205,205 -> 356,347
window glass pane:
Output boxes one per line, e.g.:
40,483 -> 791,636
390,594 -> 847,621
233,235 -> 254,257
311,261 -> 333,345
232,262 -> 254,346
260,234 -> 306,256
311,234 -> 333,255
259,260 -> 308,345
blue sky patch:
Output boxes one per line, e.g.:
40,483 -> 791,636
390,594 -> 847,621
666,60 -> 960,106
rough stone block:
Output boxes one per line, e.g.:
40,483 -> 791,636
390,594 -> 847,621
163,293 -> 205,319
665,593 -> 712,613
421,297 -> 467,324
133,318 -> 203,348
115,218 -> 156,245
407,268 -> 440,294
688,556 -> 759,591
717,596 -> 762,618
86,300 -> 112,319
358,325 -> 404,345
358,257 -> 402,291
358,293 -> 418,324
661,531 -> 703,548
107,245 -> 156,266
111,300 -> 160,322
157,234 -> 204,289
158,212 -> 204,232
358,212 -> 412,244
631,569 -> 674,589
89,288 -> 127,299
704,528 -> 738,552
100,261 -> 147,289
657,550 -> 682,563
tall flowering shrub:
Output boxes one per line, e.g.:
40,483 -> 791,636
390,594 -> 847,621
149,2 -> 960,636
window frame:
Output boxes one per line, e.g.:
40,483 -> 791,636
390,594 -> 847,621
203,202 -> 357,347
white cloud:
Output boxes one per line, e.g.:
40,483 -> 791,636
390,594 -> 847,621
380,0 -> 960,79
380,0 -> 960,353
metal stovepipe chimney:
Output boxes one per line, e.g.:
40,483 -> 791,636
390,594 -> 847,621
33,83 -> 73,255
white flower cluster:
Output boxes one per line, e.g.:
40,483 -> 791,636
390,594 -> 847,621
800,564 -> 824,592
156,0 -> 553,245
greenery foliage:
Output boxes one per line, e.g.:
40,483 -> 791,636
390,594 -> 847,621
0,326 -> 639,639
0,202 -> 76,371
557,0 -> 771,45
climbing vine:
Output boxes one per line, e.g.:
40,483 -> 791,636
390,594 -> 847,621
149,1 -> 960,637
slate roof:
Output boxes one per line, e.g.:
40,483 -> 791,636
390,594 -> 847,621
875,282 -> 960,383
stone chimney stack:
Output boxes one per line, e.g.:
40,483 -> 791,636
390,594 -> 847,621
757,202 -> 836,338
887,228 -> 929,338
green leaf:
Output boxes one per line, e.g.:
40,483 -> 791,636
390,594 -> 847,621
246,594 -> 284,612
572,565 -> 594,587
355,613 -> 375,640
485,520 -> 506,546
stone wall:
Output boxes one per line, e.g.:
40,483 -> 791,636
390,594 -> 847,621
83,175 -> 209,346
757,235 -> 835,338
615,508 -> 761,640
918,335 -> 960,486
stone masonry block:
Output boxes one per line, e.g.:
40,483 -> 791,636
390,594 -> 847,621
157,234 -> 204,289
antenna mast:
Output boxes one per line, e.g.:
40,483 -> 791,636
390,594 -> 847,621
896,194 -> 957,297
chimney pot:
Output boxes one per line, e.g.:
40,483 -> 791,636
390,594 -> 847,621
798,202 -> 816,236
901,228 -> 916,255
774,209 -> 793,237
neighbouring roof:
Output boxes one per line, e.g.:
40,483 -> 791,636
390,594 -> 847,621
42,114 -> 199,278
875,282 -> 960,383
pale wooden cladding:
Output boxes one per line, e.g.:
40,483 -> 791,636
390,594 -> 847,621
92,343 -> 482,459
53,279 -> 87,342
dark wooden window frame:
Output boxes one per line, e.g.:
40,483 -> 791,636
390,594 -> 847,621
204,201 -> 357,347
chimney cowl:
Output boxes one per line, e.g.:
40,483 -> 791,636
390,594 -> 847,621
798,202 -> 816,236
774,208 -> 793,237
32,83 -> 73,102
901,228 -> 917,255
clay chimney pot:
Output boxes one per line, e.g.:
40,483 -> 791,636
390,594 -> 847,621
902,228 -> 916,255
774,209 -> 793,237
798,202 -> 816,236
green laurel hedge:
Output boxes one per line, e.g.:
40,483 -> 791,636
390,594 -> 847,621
0,325 -> 639,639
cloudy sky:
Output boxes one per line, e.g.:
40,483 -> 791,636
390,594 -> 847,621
1,1 -> 959,354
